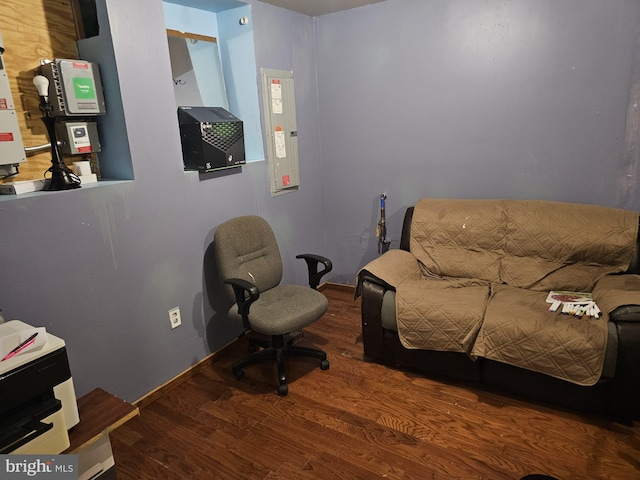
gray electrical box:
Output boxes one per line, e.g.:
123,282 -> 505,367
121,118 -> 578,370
0,110 -> 25,174
56,121 -> 101,155
261,69 -> 299,196
40,59 -> 106,116
0,31 -> 26,176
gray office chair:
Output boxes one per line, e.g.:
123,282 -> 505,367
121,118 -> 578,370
213,215 -> 332,396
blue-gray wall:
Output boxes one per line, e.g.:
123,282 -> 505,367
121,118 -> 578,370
0,0 -> 322,402
316,0 -> 640,283
1,0 -> 639,402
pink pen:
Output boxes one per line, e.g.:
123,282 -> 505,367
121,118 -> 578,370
1,332 -> 38,361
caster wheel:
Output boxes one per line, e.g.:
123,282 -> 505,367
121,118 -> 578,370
277,384 -> 288,396
232,368 -> 245,380
320,359 -> 330,370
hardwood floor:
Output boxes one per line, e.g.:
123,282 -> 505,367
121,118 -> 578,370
110,285 -> 640,479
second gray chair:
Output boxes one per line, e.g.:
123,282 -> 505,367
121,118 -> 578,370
213,215 -> 332,396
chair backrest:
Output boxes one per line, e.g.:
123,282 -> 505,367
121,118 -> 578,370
214,215 -> 283,304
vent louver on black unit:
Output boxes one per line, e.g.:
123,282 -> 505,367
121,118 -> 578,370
178,106 -> 246,173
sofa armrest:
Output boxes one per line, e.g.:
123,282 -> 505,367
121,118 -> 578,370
357,270 -> 395,293
592,274 -> 640,419
592,274 -> 640,322
612,320 -> 640,420
355,249 -> 421,298
610,305 -> 640,322
357,249 -> 421,361
360,279 -> 387,360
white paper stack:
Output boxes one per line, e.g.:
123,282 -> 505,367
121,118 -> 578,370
0,179 -> 46,195
546,291 -> 600,318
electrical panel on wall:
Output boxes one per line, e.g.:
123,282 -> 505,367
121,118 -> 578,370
261,69 -> 299,196
0,29 -> 27,177
40,59 -> 106,116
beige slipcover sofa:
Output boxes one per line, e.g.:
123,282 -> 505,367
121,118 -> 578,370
357,198 -> 640,421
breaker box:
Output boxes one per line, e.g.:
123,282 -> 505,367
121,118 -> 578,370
261,69 -> 299,196
177,106 -> 245,173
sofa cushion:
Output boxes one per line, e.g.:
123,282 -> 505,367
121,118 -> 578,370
379,287 -> 619,379
501,200 -> 638,290
410,198 -> 638,291
396,277 -> 490,353
471,284 -> 608,386
410,199 -> 504,283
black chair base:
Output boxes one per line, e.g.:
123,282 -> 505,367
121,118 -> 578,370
247,331 -> 301,353
232,334 -> 329,396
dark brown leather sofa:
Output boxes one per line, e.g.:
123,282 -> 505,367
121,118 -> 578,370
357,204 -> 640,423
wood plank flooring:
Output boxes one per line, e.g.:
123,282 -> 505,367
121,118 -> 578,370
110,285 -> 640,479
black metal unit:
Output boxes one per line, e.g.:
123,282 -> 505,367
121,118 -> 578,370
177,106 -> 245,173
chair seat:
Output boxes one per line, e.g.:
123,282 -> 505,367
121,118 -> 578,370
229,285 -> 328,335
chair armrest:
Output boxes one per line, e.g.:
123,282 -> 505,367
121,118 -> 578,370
296,254 -> 333,290
224,278 -> 260,325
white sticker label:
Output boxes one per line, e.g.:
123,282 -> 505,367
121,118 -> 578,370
272,98 -> 283,114
271,80 -> 282,100
274,129 -> 286,158
73,127 -> 91,148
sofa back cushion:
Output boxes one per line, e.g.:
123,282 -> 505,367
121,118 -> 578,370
410,198 -> 638,291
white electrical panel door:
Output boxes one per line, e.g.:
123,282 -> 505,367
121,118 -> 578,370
261,69 -> 299,195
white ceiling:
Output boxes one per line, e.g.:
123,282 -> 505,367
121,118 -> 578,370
258,0 -> 387,17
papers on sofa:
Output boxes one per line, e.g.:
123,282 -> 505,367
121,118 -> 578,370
546,291 -> 600,318
546,291 -> 593,304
